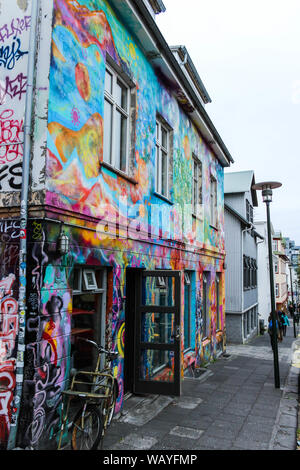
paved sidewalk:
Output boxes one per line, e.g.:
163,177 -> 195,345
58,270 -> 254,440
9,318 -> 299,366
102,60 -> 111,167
102,324 -> 300,451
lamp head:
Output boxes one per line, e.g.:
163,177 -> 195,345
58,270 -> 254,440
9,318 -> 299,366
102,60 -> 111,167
252,181 -> 282,203
57,224 -> 69,255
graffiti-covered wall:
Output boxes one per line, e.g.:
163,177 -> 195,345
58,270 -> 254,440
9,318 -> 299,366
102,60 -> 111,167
0,221 -> 20,448
0,0 -> 229,449
0,0 -> 31,193
0,0 -> 32,449
46,0 -> 225,250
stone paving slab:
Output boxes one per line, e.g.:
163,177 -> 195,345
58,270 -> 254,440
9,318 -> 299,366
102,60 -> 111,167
169,425 -> 204,439
102,325 -> 300,451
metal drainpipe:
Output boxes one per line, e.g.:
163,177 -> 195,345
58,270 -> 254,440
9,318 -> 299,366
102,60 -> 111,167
7,0 -> 40,450
241,226 -> 252,340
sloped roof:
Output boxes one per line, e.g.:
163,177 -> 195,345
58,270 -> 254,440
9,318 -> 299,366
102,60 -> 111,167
224,170 -> 258,207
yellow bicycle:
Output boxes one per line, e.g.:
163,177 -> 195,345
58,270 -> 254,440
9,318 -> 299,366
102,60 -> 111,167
58,338 -> 118,450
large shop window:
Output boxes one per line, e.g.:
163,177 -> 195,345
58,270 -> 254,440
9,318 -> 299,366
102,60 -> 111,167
216,273 -> 221,330
104,62 -> 131,173
71,267 -> 107,371
202,272 -> 210,338
184,271 -> 192,351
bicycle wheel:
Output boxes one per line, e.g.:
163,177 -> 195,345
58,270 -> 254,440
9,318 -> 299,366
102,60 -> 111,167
71,405 -> 103,450
105,381 -> 117,427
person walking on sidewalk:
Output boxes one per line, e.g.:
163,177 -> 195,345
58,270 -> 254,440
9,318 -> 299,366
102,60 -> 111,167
288,302 -> 295,318
281,311 -> 290,337
277,310 -> 284,342
268,314 -> 280,350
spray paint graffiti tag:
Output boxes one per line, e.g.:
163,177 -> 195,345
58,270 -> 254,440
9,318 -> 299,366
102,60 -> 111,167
0,38 -> 28,70
0,273 -> 18,448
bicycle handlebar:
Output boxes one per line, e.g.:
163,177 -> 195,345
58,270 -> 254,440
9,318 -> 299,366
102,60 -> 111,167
77,337 -> 118,358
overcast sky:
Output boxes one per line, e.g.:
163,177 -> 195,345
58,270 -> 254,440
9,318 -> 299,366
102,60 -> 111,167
157,0 -> 300,244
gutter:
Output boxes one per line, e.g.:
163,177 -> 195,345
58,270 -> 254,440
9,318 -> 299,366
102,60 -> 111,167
7,0 -> 40,450
253,230 -> 264,240
224,202 -> 251,228
170,45 -> 212,105
123,0 -> 234,167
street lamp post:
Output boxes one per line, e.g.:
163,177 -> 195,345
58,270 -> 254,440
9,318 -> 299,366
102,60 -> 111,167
252,181 -> 282,389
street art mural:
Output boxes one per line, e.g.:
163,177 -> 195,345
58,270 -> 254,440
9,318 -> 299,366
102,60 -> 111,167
0,0 -> 227,449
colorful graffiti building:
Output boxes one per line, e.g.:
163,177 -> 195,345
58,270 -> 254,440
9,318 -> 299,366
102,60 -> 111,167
0,0 -> 234,449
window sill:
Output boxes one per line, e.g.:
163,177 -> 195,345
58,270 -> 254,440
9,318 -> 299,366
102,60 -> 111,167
202,337 -> 211,347
100,162 -> 138,185
192,214 -> 204,222
184,348 -> 195,355
153,191 -> 173,205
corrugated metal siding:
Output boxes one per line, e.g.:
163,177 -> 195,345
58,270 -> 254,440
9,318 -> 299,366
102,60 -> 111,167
225,194 -> 246,219
243,231 -> 258,310
225,208 -> 242,312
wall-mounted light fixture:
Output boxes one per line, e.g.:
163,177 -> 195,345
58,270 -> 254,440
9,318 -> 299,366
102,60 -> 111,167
57,223 -> 69,255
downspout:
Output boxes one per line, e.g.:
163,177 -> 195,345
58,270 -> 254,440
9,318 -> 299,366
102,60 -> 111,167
241,225 -> 252,340
255,237 -> 264,333
7,0 -> 40,450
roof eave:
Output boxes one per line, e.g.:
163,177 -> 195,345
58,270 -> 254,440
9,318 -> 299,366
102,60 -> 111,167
109,0 -> 234,168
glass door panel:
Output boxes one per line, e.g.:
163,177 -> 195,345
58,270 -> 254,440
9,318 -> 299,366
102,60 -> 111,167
134,271 -> 181,396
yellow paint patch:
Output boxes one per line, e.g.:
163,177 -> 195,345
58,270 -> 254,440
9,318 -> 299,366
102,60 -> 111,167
129,42 -> 136,60
52,40 -> 66,62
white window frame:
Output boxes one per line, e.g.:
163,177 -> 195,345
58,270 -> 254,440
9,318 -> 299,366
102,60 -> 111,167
155,117 -> 170,198
156,276 -> 166,289
275,283 -> 279,298
104,63 -> 130,173
73,267 -> 105,293
83,269 -> 98,291
210,175 -> 217,227
184,272 -> 191,285
192,154 -> 203,218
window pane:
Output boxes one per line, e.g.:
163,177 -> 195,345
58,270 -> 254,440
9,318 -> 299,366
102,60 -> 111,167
198,164 -> 202,205
120,114 -> 127,172
184,282 -> 191,349
161,127 -> 167,149
141,312 -> 175,344
142,276 -> 175,306
140,348 -> 174,382
156,146 -> 160,193
114,110 -> 127,171
116,80 -> 127,111
161,151 -> 168,196
105,70 -> 112,94
104,99 -> 112,164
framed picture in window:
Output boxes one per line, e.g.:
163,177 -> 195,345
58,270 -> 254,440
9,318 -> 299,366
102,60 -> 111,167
83,269 -> 98,290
